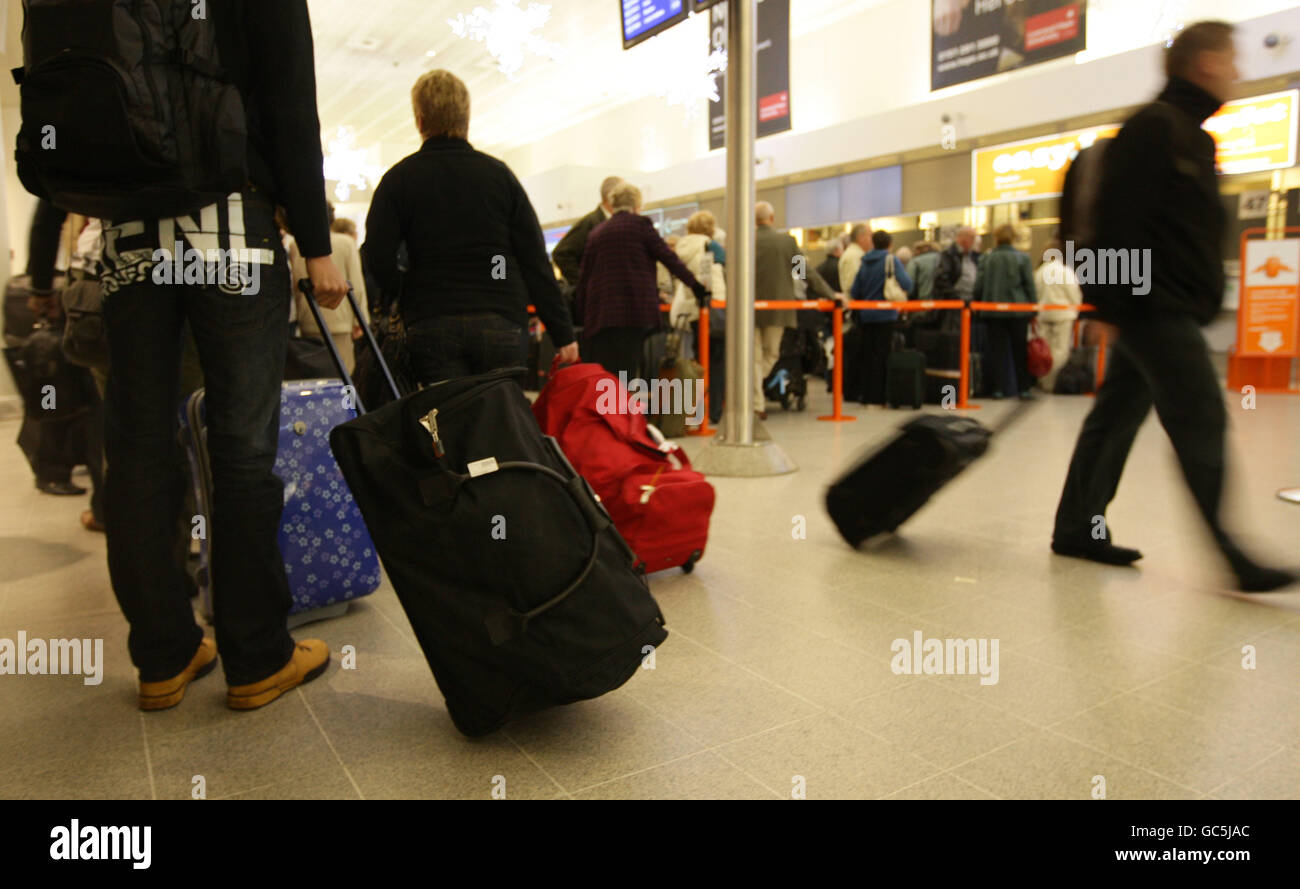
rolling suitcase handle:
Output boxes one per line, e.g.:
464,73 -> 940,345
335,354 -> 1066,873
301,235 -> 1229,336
297,279 -> 402,414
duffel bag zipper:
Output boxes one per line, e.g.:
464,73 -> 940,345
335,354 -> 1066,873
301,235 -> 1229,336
419,408 -> 445,458
415,376 -> 518,461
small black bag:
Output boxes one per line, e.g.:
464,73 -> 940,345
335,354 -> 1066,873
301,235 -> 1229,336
284,335 -> 337,381
352,310 -> 418,409
60,277 -> 109,371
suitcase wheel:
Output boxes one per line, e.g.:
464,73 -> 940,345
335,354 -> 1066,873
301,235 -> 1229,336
682,550 -> 703,573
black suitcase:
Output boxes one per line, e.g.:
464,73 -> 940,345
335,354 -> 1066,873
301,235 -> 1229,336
328,363 -> 668,737
840,322 -> 868,403
826,412 -> 1008,547
886,349 -> 925,408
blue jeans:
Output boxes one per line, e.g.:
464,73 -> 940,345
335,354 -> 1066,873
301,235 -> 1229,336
407,313 -> 528,384
102,205 -> 293,685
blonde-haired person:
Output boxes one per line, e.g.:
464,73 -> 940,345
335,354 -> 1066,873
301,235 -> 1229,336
972,223 -> 1036,399
363,69 -> 578,382
574,182 -> 707,379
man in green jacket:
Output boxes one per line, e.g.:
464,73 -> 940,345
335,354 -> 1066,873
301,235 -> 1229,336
973,224 -> 1036,399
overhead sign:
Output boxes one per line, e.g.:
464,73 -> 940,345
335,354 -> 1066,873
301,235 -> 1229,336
971,124 -> 1119,205
622,0 -> 688,49
1239,238 -> 1300,357
708,0 -> 791,151
1205,89 -> 1298,176
932,0 -> 1086,91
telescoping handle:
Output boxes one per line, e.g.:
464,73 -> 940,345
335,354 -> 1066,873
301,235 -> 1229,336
297,279 -> 401,415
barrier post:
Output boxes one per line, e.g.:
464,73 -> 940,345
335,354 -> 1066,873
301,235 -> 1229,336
688,304 -> 716,436
1095,325 -> 1108,389
956,303 -> 979,410
818,302 -> 856,422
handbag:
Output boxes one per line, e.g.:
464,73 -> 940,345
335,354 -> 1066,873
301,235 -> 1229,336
883,256 -> 907,302
60,276 -> 110,371
1027,317 -> 1053,379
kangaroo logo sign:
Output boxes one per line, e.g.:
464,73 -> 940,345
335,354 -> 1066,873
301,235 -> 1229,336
1240,238 -> 1300,357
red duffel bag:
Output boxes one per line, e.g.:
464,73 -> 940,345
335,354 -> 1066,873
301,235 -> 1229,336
533,360 -> 715,574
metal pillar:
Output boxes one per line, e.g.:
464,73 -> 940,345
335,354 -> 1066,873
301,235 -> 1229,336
693,0 -> 795,477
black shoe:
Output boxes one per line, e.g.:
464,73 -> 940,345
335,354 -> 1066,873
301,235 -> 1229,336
1234,565 -> 1297,593
37,480 -> 86,496
1051,539 -> 1143,565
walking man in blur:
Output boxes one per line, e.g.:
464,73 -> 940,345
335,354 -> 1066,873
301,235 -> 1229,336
552,176 -> 625,287
1051,21 -> 1293,592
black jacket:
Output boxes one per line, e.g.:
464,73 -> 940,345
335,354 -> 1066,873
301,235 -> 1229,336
934,244 -> 980,302
364,137 -> 575,347
816,254 -> 842,293
212,1 -> 331,258
1089,77 -> 1225,325
551,206 -> 607,287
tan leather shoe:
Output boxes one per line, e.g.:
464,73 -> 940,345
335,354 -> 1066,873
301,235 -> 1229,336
139,638 -> 218,711
226,639 -> 330,710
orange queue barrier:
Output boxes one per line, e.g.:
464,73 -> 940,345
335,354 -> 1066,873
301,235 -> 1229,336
525,299 -> 1105,419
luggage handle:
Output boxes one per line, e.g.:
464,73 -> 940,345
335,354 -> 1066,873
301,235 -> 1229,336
478,461 -> 616,646
476,435 -> 639,645
297,279 -> 401,414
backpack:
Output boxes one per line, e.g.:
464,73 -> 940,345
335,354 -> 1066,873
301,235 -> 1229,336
13,0 -> 248,220
1060,140 -> 1110,249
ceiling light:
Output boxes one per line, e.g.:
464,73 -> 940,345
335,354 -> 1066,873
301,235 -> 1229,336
447,0 -> 560,80
322,126 -> 381,203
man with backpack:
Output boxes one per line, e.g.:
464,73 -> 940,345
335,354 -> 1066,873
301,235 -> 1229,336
15,0 -> 349,708
1050,21 -> 1293,593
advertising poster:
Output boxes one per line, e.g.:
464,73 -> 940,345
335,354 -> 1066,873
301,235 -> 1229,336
932,0 -> 1086,91
708,0 -> 791,151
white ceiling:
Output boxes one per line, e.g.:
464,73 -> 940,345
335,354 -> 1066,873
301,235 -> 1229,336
308,0 -> 890,161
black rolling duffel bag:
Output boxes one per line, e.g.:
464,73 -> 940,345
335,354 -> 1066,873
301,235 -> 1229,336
328,364 -> 669,737
825,403 -> 1033,547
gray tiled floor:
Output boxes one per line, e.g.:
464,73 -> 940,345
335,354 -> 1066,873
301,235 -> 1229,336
1,380 -> 1297,800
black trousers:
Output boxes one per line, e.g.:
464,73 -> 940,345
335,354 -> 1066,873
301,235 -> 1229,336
582,326 -> 646,380
103,197 -> 293,686
407,313 -> 529,384
847,322 -> 894,405
1053,315 -> 1241,564
985,315 -> 1030,396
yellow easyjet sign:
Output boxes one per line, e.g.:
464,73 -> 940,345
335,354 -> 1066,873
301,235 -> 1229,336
1205,89 -> 1298,175
972,90 -> 1299,205
972,125 -> 1120,206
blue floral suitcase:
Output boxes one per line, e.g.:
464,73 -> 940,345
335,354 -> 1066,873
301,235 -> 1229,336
179,377 -> 382,626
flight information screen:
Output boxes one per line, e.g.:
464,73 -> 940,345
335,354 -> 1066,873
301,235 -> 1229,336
622,0 -> 687,49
